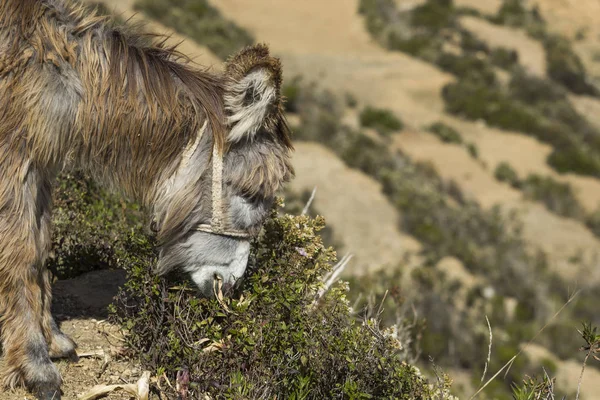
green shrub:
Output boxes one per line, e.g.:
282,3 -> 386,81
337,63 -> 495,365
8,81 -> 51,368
490,47 -> 519,70
466,142 -> 479,159
283,189 -> 342,250
427,122 -> 463,144
544,35 -> 599,96
134,0 -> 254,60
521,174 -> 584,219
111,207 -> 442,398
585,207 -> 600,237
410,0 -> 455,33
437,53 -> 497,84
282,76 -> 303,113
50,166 -> 443,399
490,0 -> 598,96
495,162 -> 521,188
488,0 -> 546,40
442,75 -> 600,177
359,106 -> 404,136
48,172 -> 146,279
345,92 -> 358,108
512,375 -> 556,400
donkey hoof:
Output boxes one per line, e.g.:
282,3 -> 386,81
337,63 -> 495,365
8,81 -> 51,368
49,332 -> 78,361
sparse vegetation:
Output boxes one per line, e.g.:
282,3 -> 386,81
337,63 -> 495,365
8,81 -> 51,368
490,47 -> 519,70
495,162 -> 520,188
442,69 -> 600,176
359,0 -> 600,177
50,172 -> 444,398
359,106 -> 404,136
544,35 -> 599,96
134,0 -> 254,60
111,206 -> 443,398
49,172 -> 146,280
427,122 -> 463,144
282,75 -> 303,113
521,174 -> 584,219
288,79 -> 570,396
489,0 -> 599,96
493,163 -> 586,220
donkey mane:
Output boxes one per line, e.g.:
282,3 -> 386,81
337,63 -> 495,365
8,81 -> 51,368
0,0 -> 293,244
0,2 -> 295,395
0,0 -> 228,199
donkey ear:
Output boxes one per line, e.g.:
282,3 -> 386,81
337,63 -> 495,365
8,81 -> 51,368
224,44 -> 283,143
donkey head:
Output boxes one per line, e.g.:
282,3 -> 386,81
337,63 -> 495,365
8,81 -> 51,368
154,44 -> 293,297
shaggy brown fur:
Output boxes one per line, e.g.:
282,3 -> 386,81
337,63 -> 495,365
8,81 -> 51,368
0,0 -> 293,398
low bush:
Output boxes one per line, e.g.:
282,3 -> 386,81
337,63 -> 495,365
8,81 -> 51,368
490,0 -> 599,96
282,76 -> 303,113
359,106 -> 404,136
283,188 -> 341,249
111,206 -> 445,399
50,169 -> 445,398
544,35 -> 599,96
291,81 -> 557,388
442,73 -> 600,177
49,172 -> 145,279
489,47 -> 519,70
427,122 -> 463,144
494,162 -> 520,188
521,174 -> 584,219
436,52 -> 497,84
134,0 -> 254,60
493,163 -> 586,220
489,0 -> 544,35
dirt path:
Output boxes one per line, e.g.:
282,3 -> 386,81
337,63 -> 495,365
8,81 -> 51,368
0,270 -> 135,400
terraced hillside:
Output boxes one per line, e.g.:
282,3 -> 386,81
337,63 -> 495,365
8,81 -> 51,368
34,0 -> 600,398
204,0 -> 600,397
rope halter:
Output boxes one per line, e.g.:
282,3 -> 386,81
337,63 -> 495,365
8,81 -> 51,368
178,121 -> 253,240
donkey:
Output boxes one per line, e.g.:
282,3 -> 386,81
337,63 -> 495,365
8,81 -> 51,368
0,0 -> 294,398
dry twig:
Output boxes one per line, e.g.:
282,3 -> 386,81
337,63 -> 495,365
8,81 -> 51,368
470,290 -> 579,399
79,371 -> 151,400
480,316 -> 492,383
315,253 -> 353,300
301,187 -> 317,215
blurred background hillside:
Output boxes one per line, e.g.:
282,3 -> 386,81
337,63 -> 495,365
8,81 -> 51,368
74,0 -> 600,398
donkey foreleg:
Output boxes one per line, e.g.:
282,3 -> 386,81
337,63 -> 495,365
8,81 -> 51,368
0,170 -> 62,399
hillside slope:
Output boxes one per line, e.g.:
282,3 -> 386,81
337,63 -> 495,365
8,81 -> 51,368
209,0 -> 600,284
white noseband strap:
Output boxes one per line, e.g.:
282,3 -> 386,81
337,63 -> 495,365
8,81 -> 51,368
182,121 -> 252,239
